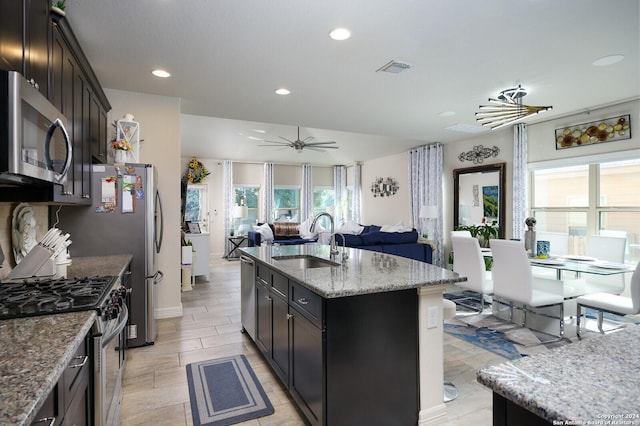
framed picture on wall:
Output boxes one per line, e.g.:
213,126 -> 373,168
187,222 -> 201,234
555,114 -> 631,150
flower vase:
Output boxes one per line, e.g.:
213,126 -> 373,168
115,150 -> 127,164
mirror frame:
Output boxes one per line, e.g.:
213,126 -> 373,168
453,162 -> 506,239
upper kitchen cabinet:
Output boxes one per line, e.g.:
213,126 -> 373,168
0,0 -> 50,97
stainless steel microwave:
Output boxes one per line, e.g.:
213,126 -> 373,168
0,70 -> 72,185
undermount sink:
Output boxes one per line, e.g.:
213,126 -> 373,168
272,255 -> 340,269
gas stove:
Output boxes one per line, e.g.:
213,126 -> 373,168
0,275 -> 122,320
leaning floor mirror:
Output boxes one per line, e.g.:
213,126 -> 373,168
453,162 -> 506,239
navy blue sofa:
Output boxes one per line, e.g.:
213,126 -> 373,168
248,223 -> 432,264
335,225 -> 432,264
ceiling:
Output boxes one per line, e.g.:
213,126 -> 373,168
64,0 -> 639,166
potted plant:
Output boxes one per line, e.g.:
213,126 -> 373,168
51,1 -> 66,15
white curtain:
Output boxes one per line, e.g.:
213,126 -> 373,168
262,162 -> 273,223
301,164 -> 313,221
333,165 -> 347,225
513,123 -> 528,240
222,160 -> 233,257
409,143 -> 444,266
352,162 -> 362,223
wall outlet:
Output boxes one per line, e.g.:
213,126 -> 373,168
427,306 -> 439,329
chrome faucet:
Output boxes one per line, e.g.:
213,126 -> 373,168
331,232 -> 349,263
310,212 -> 339,256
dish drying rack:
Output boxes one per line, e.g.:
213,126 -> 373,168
8,228 -> 72,279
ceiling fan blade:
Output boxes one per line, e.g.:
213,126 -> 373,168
278,136 -> 295,143
259,140 -> 291,146
302,136 -> 315,143
306,141 -> 337,146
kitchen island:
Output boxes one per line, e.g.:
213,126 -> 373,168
477,326 -> 640,425
240,244 -> 465,426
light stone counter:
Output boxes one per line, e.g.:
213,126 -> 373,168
240,243 -> 465,298
0,311 -> 96,425
0,255 -> 132,425
477,326 -> 640,424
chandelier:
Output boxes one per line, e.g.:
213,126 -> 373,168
371,177 -> 399,197
475,85 -> 552,130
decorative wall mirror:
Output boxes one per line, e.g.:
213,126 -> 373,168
453,162 -> 506,239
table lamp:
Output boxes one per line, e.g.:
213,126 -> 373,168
233,205 -> 249,235
419,205 -> 439,240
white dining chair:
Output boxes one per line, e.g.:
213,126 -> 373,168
451,230 -> 472,238
451,235 -> 493,313
583,235 -> 627,295
576,259 -> 640,339
490,239 -> 565,340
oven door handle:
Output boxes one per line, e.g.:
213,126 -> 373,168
101,304 -> 129,347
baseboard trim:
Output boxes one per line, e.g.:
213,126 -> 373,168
156,304 -> 183,319
418,403 -> 447,425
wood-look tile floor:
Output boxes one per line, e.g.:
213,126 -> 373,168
120,259 -> 505,426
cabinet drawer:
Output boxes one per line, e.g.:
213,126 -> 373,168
62,337 -> 89,411
272,272 -> 288,298
290,282 -> 323,326
256,263 -> 271,286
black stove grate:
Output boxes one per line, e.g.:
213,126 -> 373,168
0,276 -> 117,319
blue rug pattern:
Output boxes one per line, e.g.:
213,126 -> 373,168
186,354 -> 274,426
444,323 -> 524,360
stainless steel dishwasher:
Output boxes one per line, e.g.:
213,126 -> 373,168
240,255 -> 256,340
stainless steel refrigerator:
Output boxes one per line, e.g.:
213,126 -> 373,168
52,163 -> 164,347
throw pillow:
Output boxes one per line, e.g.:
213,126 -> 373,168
298,216 -> 324,239
336,220 -> 364,235
380,220 -> 412,233
253,223 -> 274,242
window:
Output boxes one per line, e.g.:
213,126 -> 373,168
313,187 -> 334,217
531,159 -> 640,262
184,184 -> 208,229
234,186 -> 260,230
274,187 -> 300,222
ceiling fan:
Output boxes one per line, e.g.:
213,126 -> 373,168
258,127 -> 338,152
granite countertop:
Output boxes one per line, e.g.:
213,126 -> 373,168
477,326 -> 640,423
0,311 -> 96,425
67,254 -> 133,278
240,244 -> 465,298
0,254 -> 132,425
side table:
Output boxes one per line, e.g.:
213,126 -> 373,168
226,235 -> 248,260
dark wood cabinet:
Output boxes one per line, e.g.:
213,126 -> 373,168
0,5 -> 109,204
0,0 -> 50,97
24,0 -> 50,97
245,260 -> 420,426
31,332 -> 92,426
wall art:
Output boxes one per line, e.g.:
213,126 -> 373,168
556,115 -> 631,150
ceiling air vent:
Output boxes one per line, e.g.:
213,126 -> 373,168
445,123 -> 489,134
376,60 -> 412,74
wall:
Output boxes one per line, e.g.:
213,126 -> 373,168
361,152 -> 411,227
106,89 -> 183,319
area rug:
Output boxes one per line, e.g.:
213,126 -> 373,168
186,354 -> 274,426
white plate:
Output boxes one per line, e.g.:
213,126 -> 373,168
590,262 -> 627,270
530,258 -> 566,266
562,255 -> 597,262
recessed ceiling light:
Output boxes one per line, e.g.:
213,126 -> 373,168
329,28 -> 351,41
151,69 -> 171,78
439,111 -> 456,117
275,88 -> 290,95
592,54 -> 624,66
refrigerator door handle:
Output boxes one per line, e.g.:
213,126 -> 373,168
147,270 -> 164,284
155,189 -> 164,253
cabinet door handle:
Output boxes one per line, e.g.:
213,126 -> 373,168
286,313 -> 294,320
297,298 -> 309,305
265,295 -> 272,301
69,355 -> 88,369
32,417 -> 55,426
